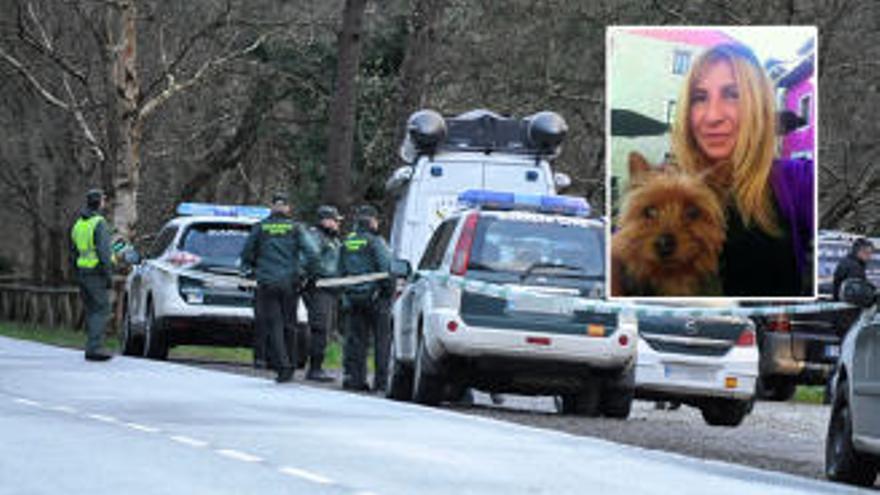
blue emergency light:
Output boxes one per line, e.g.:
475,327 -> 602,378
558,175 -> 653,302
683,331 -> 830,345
458,189 -> 590,217
176,202 -> 271,219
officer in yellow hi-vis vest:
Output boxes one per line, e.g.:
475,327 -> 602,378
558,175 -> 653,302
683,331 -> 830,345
70,189 -> 114,361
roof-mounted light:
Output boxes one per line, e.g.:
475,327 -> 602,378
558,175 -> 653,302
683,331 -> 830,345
457,189 -> 590,217
176,202 -> 271,219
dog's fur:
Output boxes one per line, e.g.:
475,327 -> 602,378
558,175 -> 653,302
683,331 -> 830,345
611,152 -> 726,297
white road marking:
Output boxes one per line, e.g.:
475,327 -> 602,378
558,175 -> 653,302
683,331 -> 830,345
124,422 -> 161,433
216,449 -> 263,463
278,466 -> 335,485
13,398 -> 41,407
87,413 -> 119,423
48,405 -> 78,414
170,435 -> 209,448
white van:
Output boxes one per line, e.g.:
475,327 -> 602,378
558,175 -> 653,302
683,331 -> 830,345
385,109 -> 572,266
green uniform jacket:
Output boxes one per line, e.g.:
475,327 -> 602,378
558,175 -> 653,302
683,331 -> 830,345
339,227 -> 391,298
306,225 -> 342,279
240,212 -> 319,288
69,207 -> 113,280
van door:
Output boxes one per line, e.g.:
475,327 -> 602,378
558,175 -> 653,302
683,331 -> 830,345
407,161 -> 481,264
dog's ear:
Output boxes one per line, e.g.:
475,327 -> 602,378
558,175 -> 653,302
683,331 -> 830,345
628,152 -> 652,185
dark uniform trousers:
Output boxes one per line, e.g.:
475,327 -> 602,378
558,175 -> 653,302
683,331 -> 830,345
304,287 -> 337,369
343,295 -> 391,389
78,272 -> 110,354
254,283 -> 296,371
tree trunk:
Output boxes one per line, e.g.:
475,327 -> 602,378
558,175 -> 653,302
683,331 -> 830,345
110,0 -> 142,241
392,0 -> 448,145
323,0 -> 368,210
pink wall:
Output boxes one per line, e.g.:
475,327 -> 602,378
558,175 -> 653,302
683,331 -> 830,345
782,77 -> 815,159
626,28 -> 738,47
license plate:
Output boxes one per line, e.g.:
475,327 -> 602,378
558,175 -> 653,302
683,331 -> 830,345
825,344 -> 841,359
663,364 -> 713,383
506,294 -> 574,316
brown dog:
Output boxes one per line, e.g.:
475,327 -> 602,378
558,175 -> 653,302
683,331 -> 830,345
611,152 -> 726,297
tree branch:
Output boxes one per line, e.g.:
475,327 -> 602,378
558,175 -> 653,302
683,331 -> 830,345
139,33 -> 268,120
0,45 -> 69,110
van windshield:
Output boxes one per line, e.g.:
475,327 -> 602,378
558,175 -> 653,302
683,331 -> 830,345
468,217 -> 604,278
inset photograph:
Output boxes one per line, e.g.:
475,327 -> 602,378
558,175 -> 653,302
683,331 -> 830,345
607,26 -> 817,298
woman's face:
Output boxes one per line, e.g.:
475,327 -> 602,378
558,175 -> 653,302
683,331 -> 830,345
689,59 -> 740,163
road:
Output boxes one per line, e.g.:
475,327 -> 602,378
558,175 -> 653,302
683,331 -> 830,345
0,336 -> 864,495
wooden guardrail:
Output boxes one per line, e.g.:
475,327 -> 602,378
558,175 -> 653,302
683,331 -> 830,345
0,278 -> 126,332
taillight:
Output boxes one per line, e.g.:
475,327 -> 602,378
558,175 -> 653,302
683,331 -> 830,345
450,212 -> 479,276
736,328 -> 756,347
167,250 -> 202,267
766,314 -> 791,333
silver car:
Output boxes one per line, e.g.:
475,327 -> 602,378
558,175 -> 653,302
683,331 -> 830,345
825,278 -> 880,487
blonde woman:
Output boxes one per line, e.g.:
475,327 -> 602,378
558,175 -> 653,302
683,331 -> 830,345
672,43 -> 813,296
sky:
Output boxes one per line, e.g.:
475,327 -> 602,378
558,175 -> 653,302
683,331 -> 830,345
721,26 -> 816,65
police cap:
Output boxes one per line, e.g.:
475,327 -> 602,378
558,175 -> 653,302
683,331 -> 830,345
356,204 -> 379,219
86,189 -> 105,206
317,205 -> 343,220
271,192 -> 289,205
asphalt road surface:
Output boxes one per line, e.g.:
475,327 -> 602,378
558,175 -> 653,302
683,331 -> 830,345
0,337 -> 864,495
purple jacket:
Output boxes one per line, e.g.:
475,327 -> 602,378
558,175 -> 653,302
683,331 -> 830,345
770,158 -> 814,277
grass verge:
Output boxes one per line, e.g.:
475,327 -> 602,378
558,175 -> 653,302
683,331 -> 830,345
0,322 -> 342,369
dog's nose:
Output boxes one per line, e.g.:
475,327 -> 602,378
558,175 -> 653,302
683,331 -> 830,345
654,233 -> 676,259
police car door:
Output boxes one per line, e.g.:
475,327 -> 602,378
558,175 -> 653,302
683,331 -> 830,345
131,225 -> 177,325
852,313 -> 880,442
402,219 -> 458,357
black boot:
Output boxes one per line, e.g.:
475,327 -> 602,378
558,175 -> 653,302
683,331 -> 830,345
306,368 -> 335,383
276,367 -> 294,383
85,350 -> 113,361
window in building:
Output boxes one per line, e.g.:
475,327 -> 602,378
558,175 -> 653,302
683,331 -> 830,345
672,50 -> 691,75
798,93 -> 812,128
666,100 -> 677,124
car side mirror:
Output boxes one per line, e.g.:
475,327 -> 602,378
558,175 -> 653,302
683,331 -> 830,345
121,248 -> 142,265
840,278 -> 877,308
389,259 -> 412,279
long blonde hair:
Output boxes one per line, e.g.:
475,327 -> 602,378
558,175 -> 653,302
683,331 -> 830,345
671,43 -> 780,236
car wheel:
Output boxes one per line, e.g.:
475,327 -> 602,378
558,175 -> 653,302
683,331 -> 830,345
825,379 -> 879,486
412,335 -> 444,406
119,298 -> 144,356
559,382 -> 601,417
599,368 -> 634,419
758,376 -> 797,402
143,300 -> 169,360
385,332 -> 413,401
700,398 -> 752,427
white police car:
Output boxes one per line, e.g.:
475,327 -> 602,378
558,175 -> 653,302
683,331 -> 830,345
120,203 -> 307,361
634,301 -> 759,426
387,190 -> 637,417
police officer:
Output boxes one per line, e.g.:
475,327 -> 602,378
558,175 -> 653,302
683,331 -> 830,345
339,205 -> 392,391
240,193 -> 318,383
70,189 -> 114,361
302,205 -> 343,382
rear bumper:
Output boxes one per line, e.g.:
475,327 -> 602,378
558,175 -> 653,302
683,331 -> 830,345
426,308 -> 637,369
760,332 -> 837,384
635,338 -> 757,401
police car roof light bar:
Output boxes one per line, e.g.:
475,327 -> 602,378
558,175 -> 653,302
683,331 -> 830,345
458,189 -> 590,217
176,202 -> 271,219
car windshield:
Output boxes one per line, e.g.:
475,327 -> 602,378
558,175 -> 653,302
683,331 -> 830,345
469,216 -> 604,278
180,223 -> 251,268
